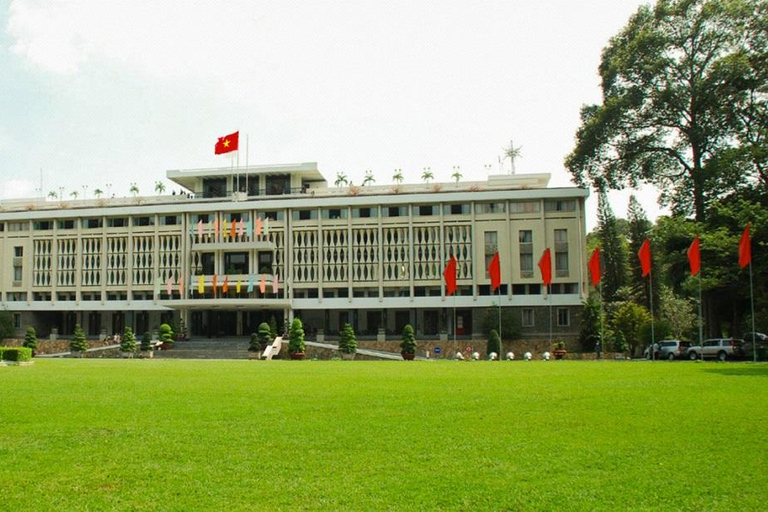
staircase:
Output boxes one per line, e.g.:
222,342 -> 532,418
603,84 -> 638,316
154,338 -> 251,359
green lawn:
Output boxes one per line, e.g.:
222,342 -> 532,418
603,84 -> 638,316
1,359 -> 766,511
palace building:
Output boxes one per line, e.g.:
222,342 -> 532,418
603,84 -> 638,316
0,163 -> 588,343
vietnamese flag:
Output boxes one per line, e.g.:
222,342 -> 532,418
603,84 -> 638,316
687,237 -> 701,276
443,256 -> 457,296
739,225 -> 751,269
639,239 -> 652,277
489,252 -> 501,291
538,248 -> 552,286
588,248 -> 601,287
215,131 -> 239,155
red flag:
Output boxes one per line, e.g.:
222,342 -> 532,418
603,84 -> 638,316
538,248 -> 552,286
739,225 -> 751,269
489,252 -> 501,291
687,237 -> 701,276
443,257 -> 457,295
588,248 -> 601,287
214,131 -> 239,155
638,239 -> 652,277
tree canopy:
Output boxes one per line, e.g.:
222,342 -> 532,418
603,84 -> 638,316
566,0 -> 768,221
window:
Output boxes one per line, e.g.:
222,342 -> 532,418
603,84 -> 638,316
323,208 -> 346,220
196,214 -> 210,223
13,313 -> 21,330
201,253 -> 215,275
8,222 -> 28,232
293,209 -> 317,221
83,218 -> 103,229
107,218 -> 127,227
265,174 -> 290,195
509,201 -> 540,213
202,177 -> 227,198
134,216 -> 155,226
519,230 -> 533,278
14,246 -> 23,257
477,202 -> 506,214
58,220 -> 75,230
353,207 -> 377,218
13,265 -> 23,281
263,211 -> 283,221
33,221 -> 52,230
545,200 -> 576,212
417,205 -> 436,216
384,206 -> 406,217
554,229 -> 569,277
484,231 -> 498,278
224,252 -> 249,274
522,308 -> 535,327
551,283 -> 578,294
557,308 -> 570,326
445,204 -> 469,215
162,215 -> 179,226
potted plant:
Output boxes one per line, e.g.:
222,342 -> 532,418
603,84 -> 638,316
140,331 -> 154,358
250,322 -> 272,358
23,326 -> 38,357
120,326 -> 137,358
339,322 -> 357,360
158,323 -> 174,350
487,329 -> 501,360
400,324 -> 417,360
288,318 -> 306,359
70,324 -> 87,357
553,340 -> 567,360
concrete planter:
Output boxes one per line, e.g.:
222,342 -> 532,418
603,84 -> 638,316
71,351 -> 85,358
120,351 -> 135,359
341,352 -> 356,361
139,350 -> 154,359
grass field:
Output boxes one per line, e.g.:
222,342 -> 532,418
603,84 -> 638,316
1,359 -> 766,511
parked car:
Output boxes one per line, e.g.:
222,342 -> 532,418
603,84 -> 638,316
643,340 -> 691,360
687,338 -> 741,361
734,332 -> 768,359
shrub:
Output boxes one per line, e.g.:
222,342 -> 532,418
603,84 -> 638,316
23,327 -> 38,352
269,316 -> 278,340
70,324 -> 87,353
487,329 -> 501,357
482,307 -> 521,341
250,323 -> 271,352
288,318 -> 305,354
141,331 -> 153,351
339,322 -> 357,354
120,326 -> 137,353
1,346 -> 32,362
400,324 -> 417,354
159,323 -> 174,345
0,310 -> 14,341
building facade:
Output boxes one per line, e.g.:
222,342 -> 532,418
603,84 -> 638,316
0,163 -> 588,342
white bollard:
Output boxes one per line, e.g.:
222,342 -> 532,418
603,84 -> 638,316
542,351 -> 551,361
506,351 -> 515,360
524,351 -> 532,361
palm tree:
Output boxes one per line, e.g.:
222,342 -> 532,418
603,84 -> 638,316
47,191 -> 57,200
155,181 -> 166,194
451,166 -> 462,184
362,170 -> 375,187
93,188 -> 103,198
130,184 -> 139,197
334,172 -> 348,188
392,169 -> 404,184
69,190 -> 79,200
421,167 -> 434,184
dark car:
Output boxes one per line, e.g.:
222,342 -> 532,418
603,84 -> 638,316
734,332 -> 768,360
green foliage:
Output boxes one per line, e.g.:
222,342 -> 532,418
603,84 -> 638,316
339,322 -> 357,354
23,327 -> 38,351
613,331 -> 628,353
481,307 -> 521,341
400,324 -> 417,354
658,286 -> 697,340
0,310 -> 15,341
487,329 -> 501,357
159,323 -> 174,344
269,316 -> 278,340
612,302 -> 651,356
69,324 -> 87,353
565,0 -> 768,222
626,196 -> 659,310
598,190 -> 628,303
579,293 -> 605,351
120,326 -> 137,353
251,323 -> 271,352
288,318 -> 305,354
140,331 -> 153,351
639,319 -> 674,348
1,346 -> 32,362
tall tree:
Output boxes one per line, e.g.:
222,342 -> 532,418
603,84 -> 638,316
627,195 -> 659,309
597,190 -> 628,303
566,0 -> 768,222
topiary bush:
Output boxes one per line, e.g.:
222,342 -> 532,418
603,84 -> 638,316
23,327 -> 38,353
400,324 -> 417,355
339,322 -> 357,354
140,331 -> 153,351
256,322 -> 272,351
1,346 -> 32,362
288,318 -> 305,354
159,323 -> 174,345
487,329 -> 501,357
120,326 -> 137,353
70,324 -> 87,353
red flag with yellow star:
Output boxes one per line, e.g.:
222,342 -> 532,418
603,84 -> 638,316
215,131 -> 239,155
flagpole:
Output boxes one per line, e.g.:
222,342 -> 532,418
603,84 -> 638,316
749,260 -> 756,363
548,284 -> 553,346
599,280 -> 604,360
649,271 -> 655,361
453,293 -> 457,346
698,271 -> 703,361
498,286 -> 502,357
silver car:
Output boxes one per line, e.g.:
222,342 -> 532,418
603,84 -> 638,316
687,338 -> 740,361
644,340 -> 691,360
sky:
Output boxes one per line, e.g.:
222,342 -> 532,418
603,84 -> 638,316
0,0 -> 664,230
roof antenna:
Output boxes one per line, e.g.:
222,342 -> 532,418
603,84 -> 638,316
502,140 -> 522,174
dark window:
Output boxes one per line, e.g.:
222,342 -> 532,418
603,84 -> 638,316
58,220 -> 75,229
266,174 -> 291,195
224,252 -> 248,274
163,216 -> 179,225
84,218 -> 103,229
201,253 -> 215,275
33,221 -> 52,230
133,216 -> 153,226
14,246 -> 23,257
203,178 -> 227,198
107,218 -> 127,227
299,210 -> 312,220
418,205 -> 434,216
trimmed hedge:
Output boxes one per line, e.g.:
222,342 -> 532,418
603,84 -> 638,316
1,346 -> 33,362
